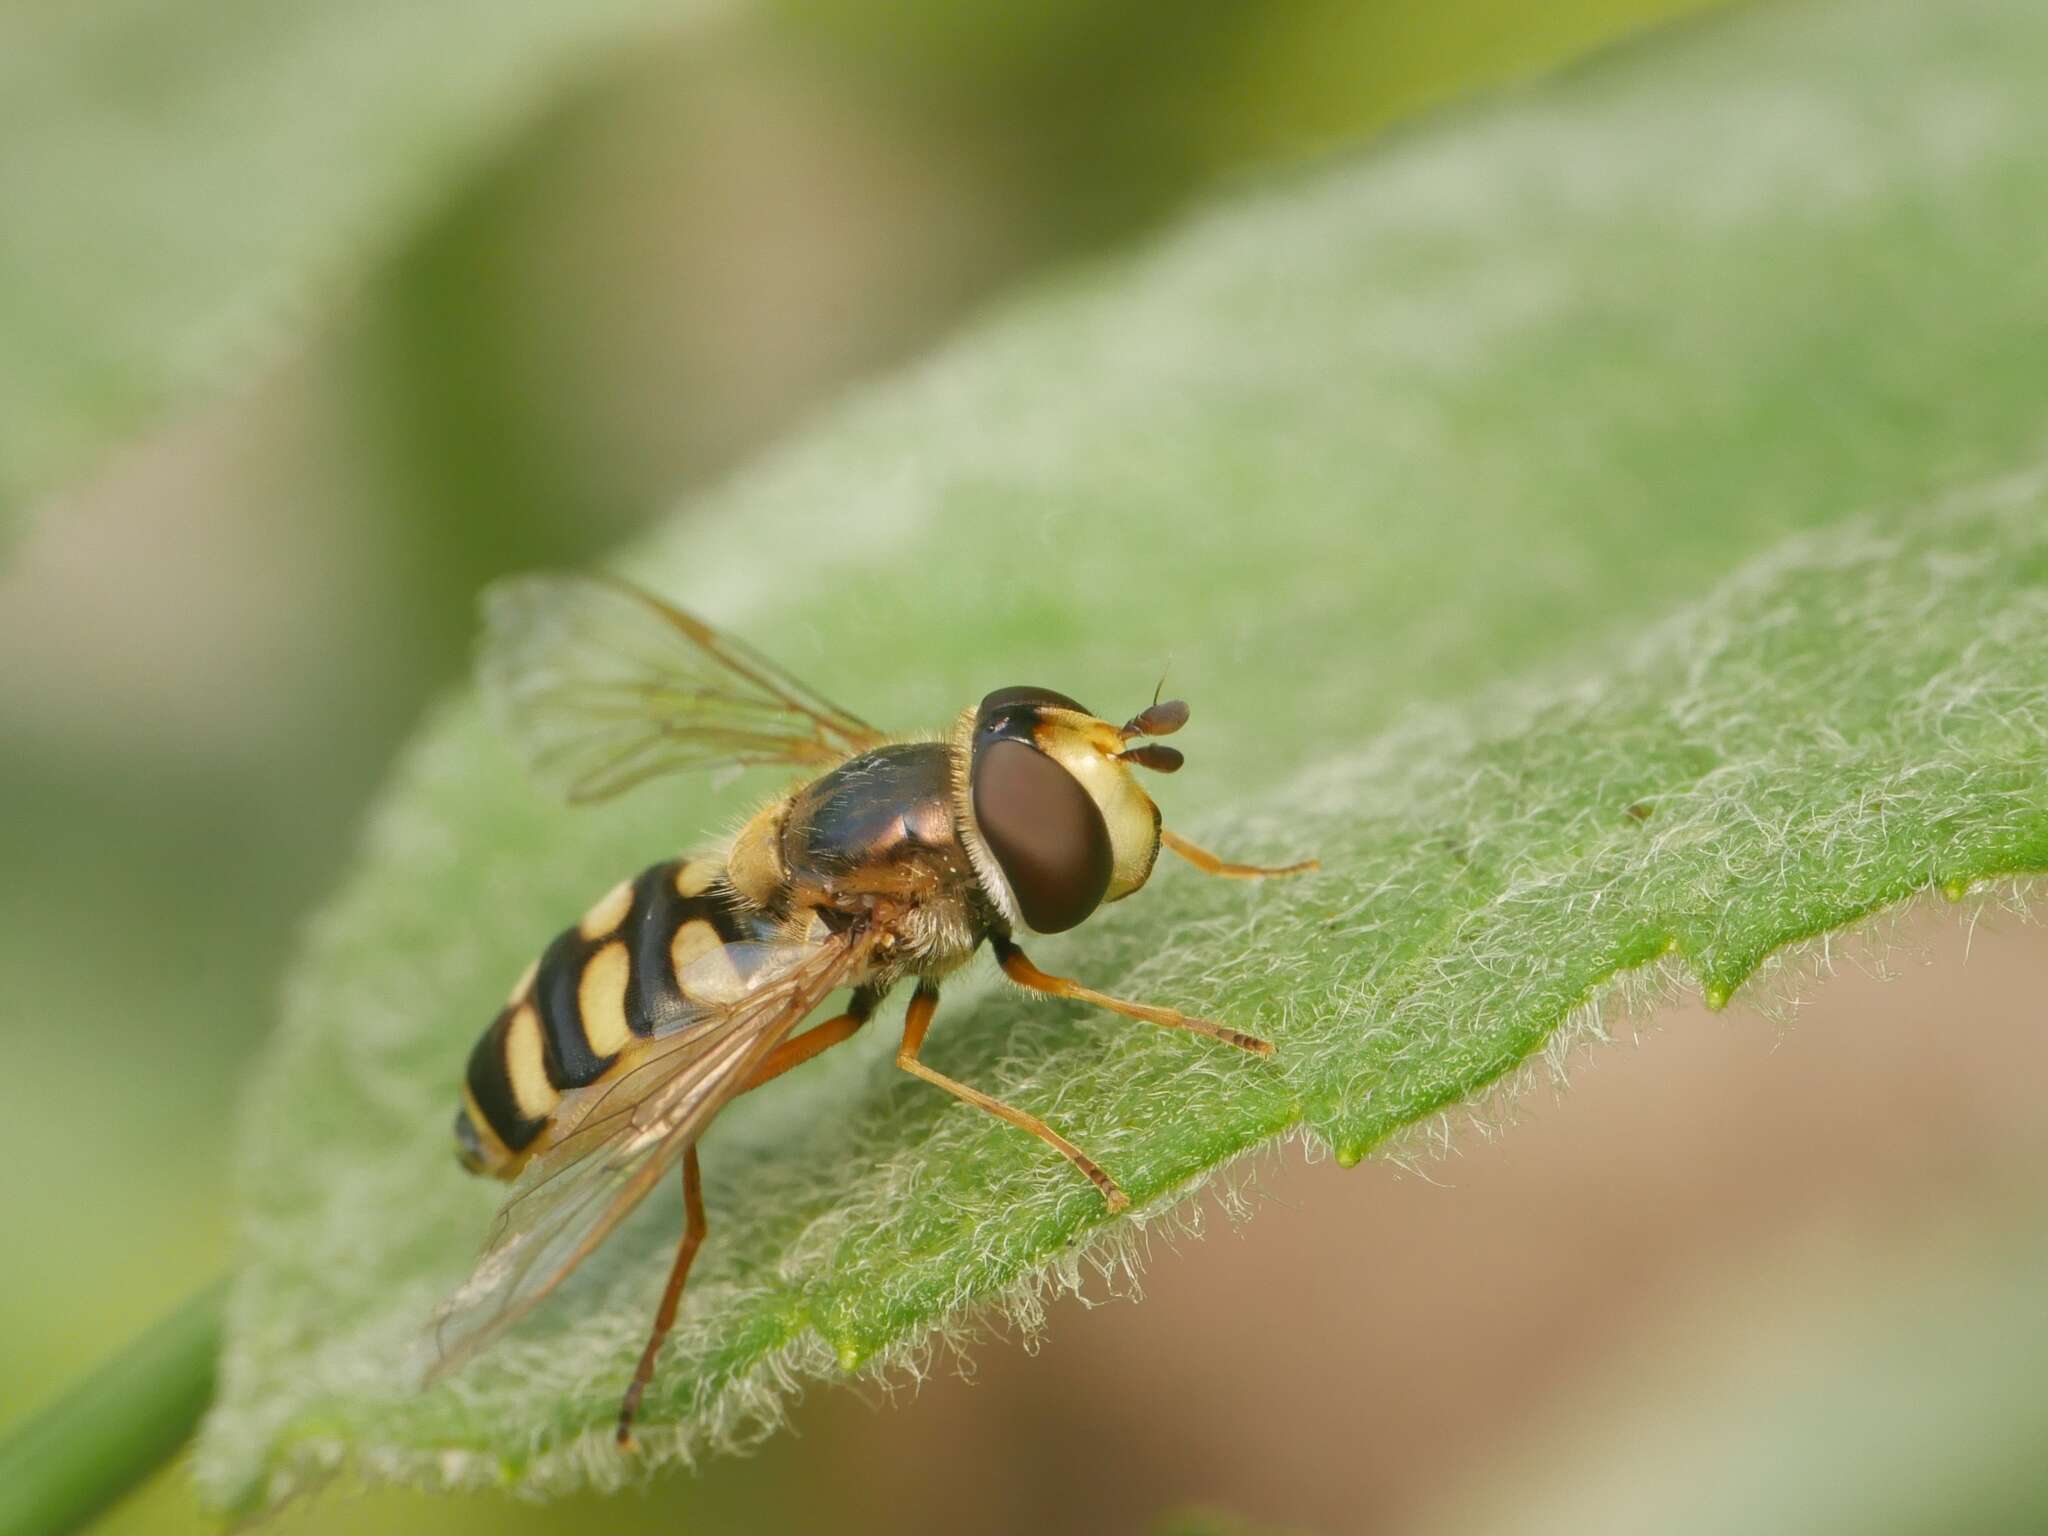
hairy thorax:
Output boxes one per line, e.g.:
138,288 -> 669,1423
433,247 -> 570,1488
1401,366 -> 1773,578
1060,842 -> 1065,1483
727,741 -> 993,986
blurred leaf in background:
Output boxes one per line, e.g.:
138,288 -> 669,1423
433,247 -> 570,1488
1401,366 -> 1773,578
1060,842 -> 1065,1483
194,0 -> 2048,1512
0,0 -> 1715,538
0,0 -> 732,522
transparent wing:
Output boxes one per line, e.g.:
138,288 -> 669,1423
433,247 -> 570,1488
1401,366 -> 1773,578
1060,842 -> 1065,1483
428,930 -> 874,1377
480,571 -> 888,804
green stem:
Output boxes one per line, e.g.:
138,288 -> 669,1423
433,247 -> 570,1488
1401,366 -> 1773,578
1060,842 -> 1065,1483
0,1280 -> 225,1536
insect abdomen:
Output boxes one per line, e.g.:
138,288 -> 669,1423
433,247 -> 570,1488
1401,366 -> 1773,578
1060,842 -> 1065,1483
454,855 -> 761,1177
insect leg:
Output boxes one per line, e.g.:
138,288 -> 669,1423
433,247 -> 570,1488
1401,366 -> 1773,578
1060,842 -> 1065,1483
1160,827 -> 1318,879
738,984 -> 885,1092
895,980 -> 1129,1212
616,1142 -> 708,1449
991,933 -> 1272,1056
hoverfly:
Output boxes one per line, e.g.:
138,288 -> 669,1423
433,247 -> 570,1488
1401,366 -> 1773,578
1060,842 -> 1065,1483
431,572 -> 1315,1444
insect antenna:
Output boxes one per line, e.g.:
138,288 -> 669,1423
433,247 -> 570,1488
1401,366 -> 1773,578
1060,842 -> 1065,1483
1120,692 -> 1189,741
1117,743 -> 1184,772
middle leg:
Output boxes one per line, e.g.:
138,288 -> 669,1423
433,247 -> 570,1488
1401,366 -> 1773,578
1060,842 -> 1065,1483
739,983 -> 883,1092
991,933 -> 1271,1055
896,981 -> 1128,1212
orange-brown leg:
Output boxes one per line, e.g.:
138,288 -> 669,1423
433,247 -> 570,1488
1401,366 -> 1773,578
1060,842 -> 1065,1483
616,985 -> 882,1447
991,934 -> 1273,1056
1161,827 -> 1319,879
738,985 -> 882,1092
617,1143 -> 707,1448
896,981 -> 1129,1213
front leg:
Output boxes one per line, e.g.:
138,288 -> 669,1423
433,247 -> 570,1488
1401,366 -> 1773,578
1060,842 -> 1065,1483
1161,827 -> 1318,879
990,933 -> 1272,1056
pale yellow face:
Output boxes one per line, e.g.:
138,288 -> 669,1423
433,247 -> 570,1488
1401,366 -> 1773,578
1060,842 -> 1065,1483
1028,709 -> 1163,904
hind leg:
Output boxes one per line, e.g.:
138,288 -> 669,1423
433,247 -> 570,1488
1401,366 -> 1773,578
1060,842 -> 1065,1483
617,1143 -> 707,1448
615,985 -> 885,1446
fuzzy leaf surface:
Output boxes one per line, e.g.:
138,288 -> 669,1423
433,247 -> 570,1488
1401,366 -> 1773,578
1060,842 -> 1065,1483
200,0 -> 2048,1508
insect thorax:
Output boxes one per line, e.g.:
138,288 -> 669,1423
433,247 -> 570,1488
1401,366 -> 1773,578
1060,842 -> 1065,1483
766,740 -> 993,973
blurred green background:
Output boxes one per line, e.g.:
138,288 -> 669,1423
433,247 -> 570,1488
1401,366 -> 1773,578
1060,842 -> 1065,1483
8,1 -> 2047,1532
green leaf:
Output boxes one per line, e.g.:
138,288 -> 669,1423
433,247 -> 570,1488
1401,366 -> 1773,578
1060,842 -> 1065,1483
199,0 -> 2048,1510
0,0 -> 722,521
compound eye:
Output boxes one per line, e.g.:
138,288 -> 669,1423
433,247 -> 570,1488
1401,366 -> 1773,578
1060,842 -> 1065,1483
971,739 -> 1112,933
975,685 -> 1091,740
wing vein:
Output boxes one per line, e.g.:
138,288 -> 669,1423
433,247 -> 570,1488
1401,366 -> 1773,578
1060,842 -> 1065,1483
480,571 -> 887,804
428,928 -> 876,1378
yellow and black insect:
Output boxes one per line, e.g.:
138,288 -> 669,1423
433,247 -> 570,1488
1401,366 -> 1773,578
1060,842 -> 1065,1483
431,572 -> 1315,1442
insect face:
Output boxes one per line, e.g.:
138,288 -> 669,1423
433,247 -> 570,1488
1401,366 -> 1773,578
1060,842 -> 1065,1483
958,685 -> 1186,933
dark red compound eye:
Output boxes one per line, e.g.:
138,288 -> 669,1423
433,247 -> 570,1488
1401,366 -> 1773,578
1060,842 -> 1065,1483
975,685 -> 1090,737
971,738 -> 1113,933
